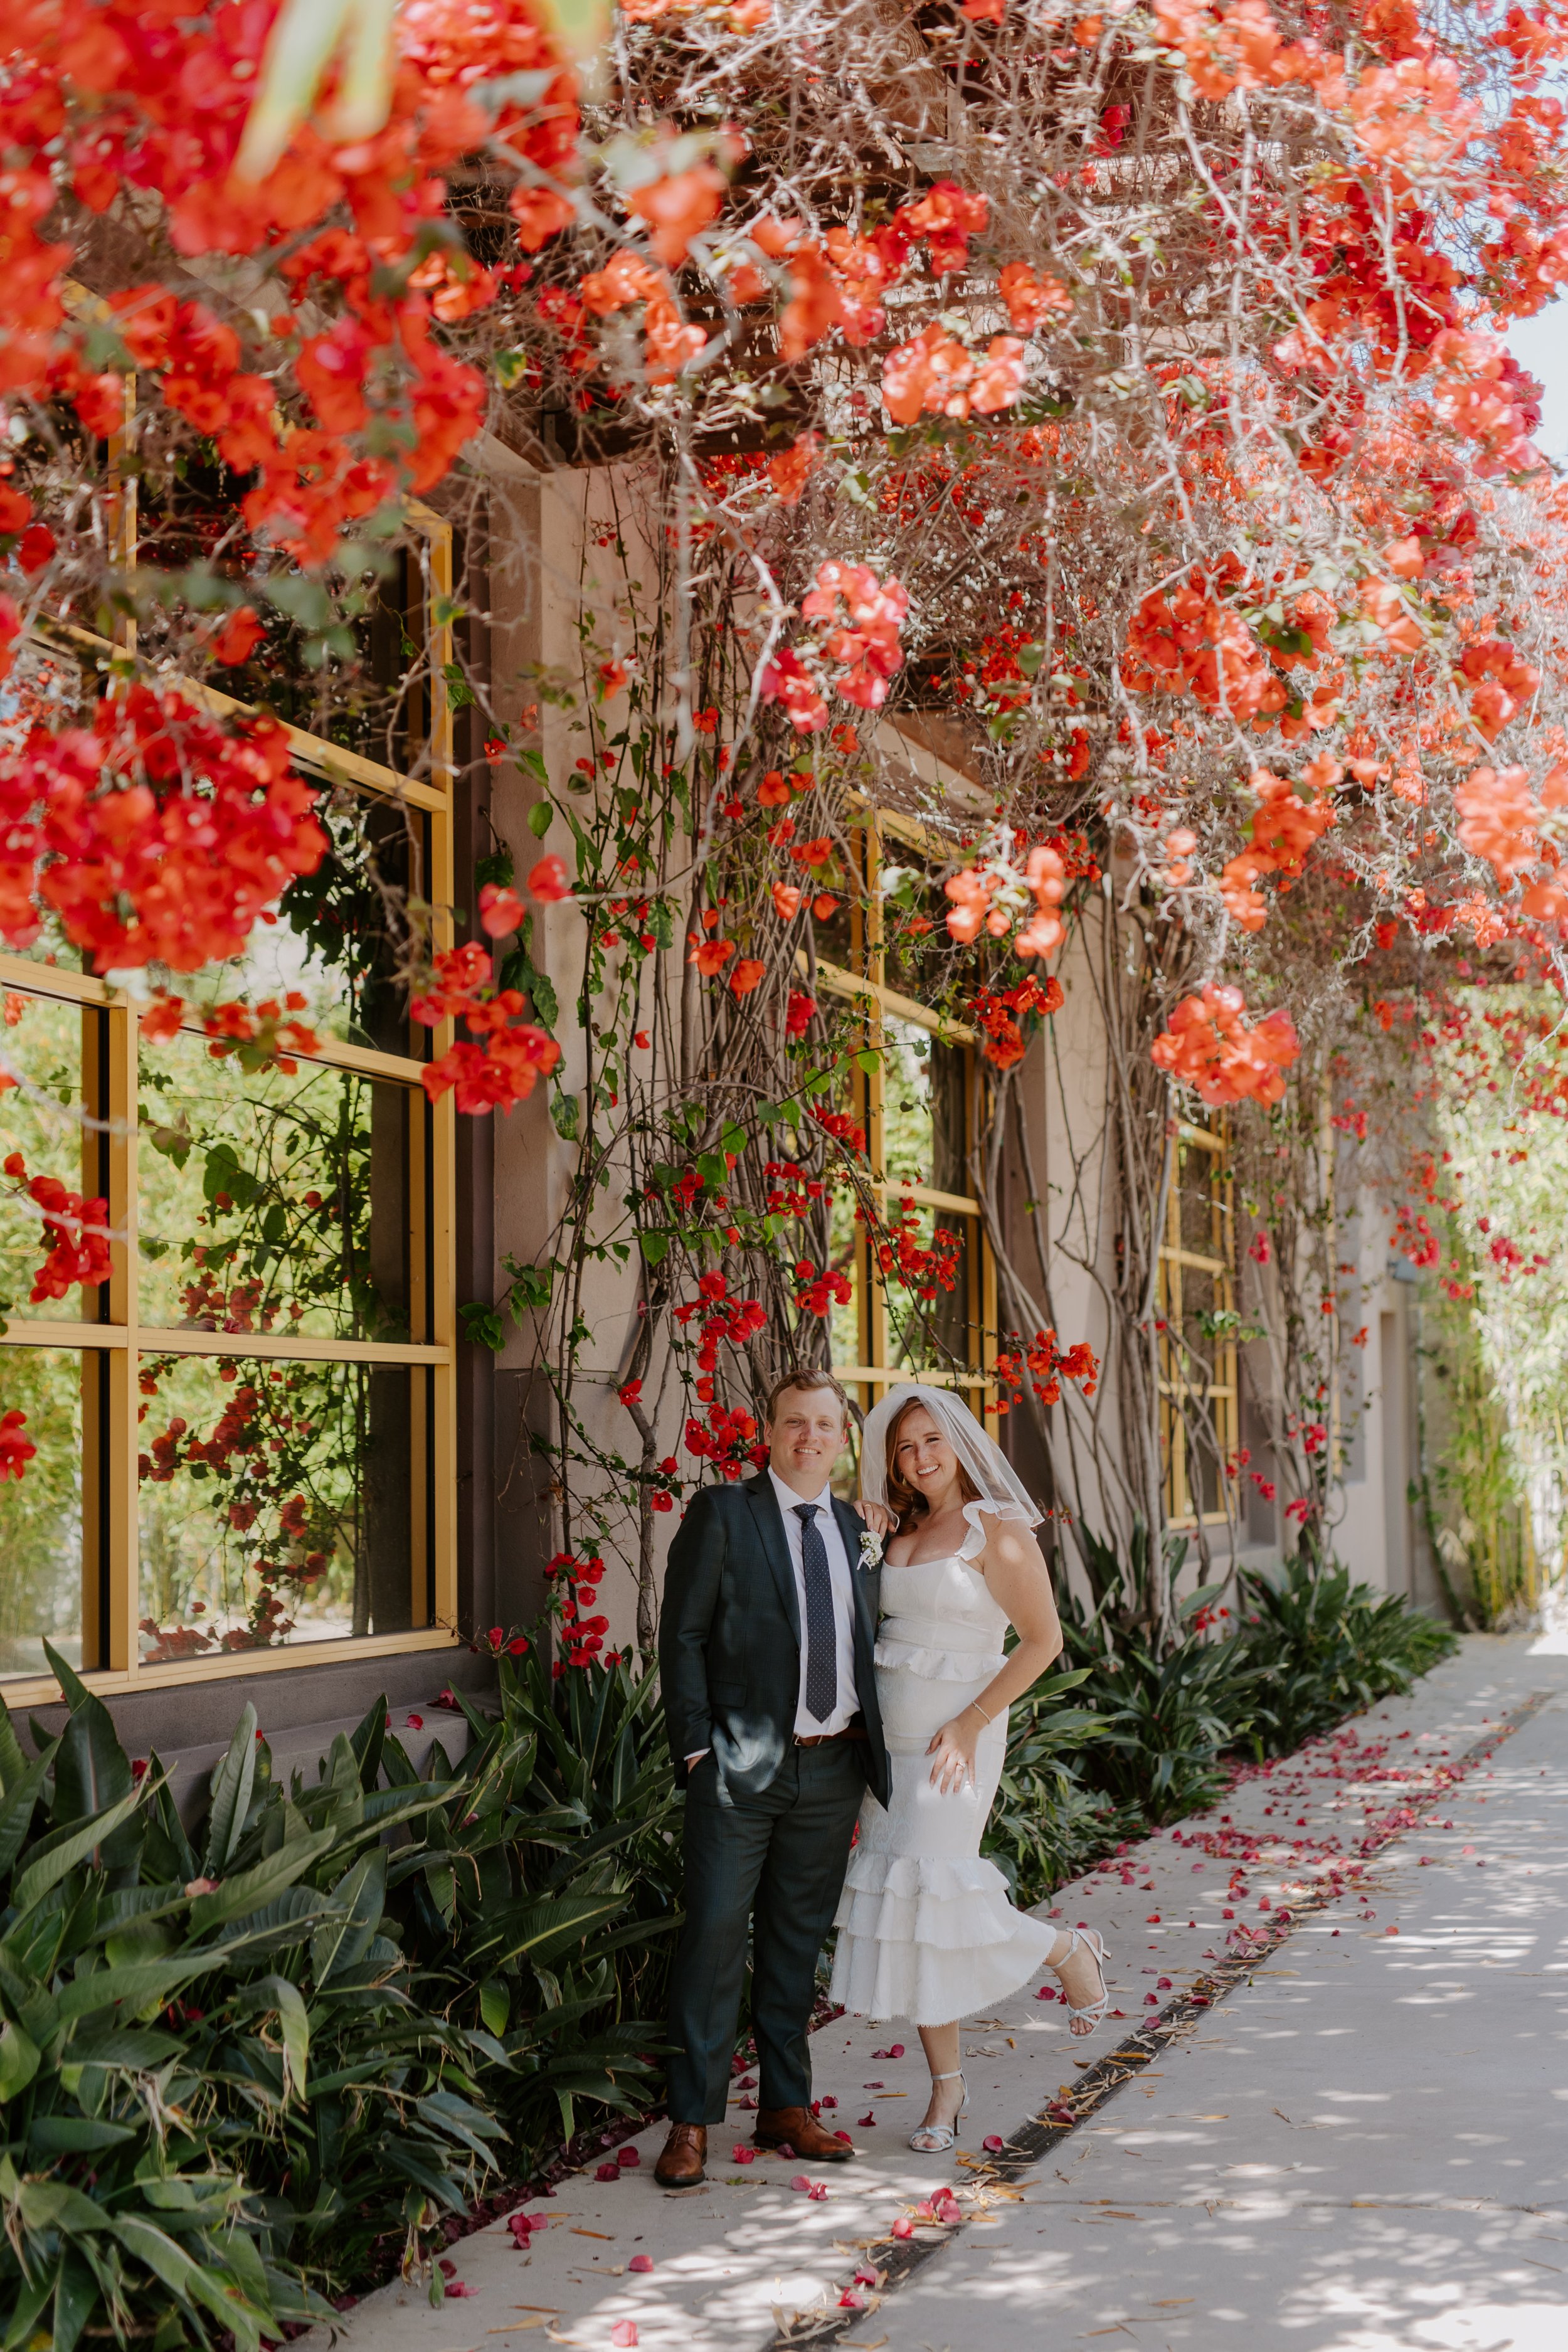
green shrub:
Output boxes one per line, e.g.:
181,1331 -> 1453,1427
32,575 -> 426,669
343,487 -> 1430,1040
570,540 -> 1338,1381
0,1651 -> 506,2352
985,1693 -> 1140,1912
0,1643 -> 675,2351
1236,1555 -> 1459,1755
395,1644 -> 677,2168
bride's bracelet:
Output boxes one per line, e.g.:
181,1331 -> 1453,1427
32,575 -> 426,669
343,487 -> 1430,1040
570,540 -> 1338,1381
968,1696 -> 997,1725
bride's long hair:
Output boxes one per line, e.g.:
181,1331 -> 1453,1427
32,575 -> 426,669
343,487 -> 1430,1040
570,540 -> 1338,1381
882,1395 -> 983,1525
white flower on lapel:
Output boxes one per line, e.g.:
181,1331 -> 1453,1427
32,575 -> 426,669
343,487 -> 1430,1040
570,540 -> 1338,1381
858,1529 -> 884,1569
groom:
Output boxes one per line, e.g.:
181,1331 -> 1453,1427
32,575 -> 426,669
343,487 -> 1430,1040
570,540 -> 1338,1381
654,1369 -> 893,2188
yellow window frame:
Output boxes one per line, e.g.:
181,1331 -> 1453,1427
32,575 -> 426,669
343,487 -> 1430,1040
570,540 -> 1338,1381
1158,1118 -> 1239,1528
813,809 -> 997,1416
0,507 -> 462,1706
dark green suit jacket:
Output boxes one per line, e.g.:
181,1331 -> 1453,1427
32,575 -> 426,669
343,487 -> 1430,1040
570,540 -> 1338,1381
660,1473 -> 891,1808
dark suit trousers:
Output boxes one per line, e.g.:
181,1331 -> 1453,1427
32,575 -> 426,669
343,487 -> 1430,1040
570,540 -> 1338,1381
667,1741 -> 864,2126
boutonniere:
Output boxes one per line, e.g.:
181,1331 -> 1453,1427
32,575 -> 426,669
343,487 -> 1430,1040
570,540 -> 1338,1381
857,1529 -> 884,1570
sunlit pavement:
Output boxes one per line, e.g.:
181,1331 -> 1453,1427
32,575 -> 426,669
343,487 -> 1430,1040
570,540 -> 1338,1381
303,1633 -> 1568,2352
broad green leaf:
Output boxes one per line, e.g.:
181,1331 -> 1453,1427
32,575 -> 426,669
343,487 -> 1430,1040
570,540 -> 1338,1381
0,1745 -> 53,1880
56,1948 -> 226,2024
187,1825 -> 337,1936
310,1844 -> 386,1989
51,1690 -> 132,1865
476,1888 -> 629,1971
49,2245 -> 97,2352
41,1639 -> 93,1715
2,2262 -> 51,2352
13,2176 -> 113,2232
0,1690 -> 24,1796
203,1703 -> 258,1875
28,2115 -> 133,2154
234,1973 -> 309,2102
0,2018 -> 39,2101
478,1979 -> 509,2037
11,1781 -> 146,1918
349,1693 -> 388,1792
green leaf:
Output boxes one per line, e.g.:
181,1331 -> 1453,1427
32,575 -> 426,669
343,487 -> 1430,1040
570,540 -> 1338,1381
638,1229 -> 670,1266
188,1825 -> 339,1936
349,1693 -> 388,1793
49,2245 -> 97,2352
478,1978 -> 509,2037
52,1688 -> 135,1870
0,1690 -> 24,1795
1,2261 -> 51,2352
460,1301 -> 506,1351
474,1887 -> 629,1970
56,1949 -> 226,2023
232,1973 -> 309,2102
310,1844 -> 387,1989
527,798 -> 554,838
0,2018 -> 39,2101
0,1745 -> 53,1880
529,967 -> 559,1027
41,1639 -> 93,1715
203,1703 -> 258,1875
28,2115 -> 133,2155
11,1780 -> 146,1918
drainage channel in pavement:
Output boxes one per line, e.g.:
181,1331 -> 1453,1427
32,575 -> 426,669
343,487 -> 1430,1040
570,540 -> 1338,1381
769,1687 -> 1559,2352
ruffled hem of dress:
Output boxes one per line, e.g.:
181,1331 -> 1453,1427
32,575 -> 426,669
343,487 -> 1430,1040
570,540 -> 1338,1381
874,1634 -> 1006,1681
831,1849 -> 1042,1953
829,1853 -> 1055,2021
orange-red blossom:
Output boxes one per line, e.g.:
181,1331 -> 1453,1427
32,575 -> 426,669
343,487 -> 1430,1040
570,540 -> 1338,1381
881,325 -> 1027,425
1220,757 -> 1340,933
1151,985 -> 1300,1107
1455,763 -> 1568,921
411,941 -> 561,1113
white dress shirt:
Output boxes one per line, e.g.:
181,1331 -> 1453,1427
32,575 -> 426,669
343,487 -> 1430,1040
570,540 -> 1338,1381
684,1474 -> 864,1764
768,1468 -> 861,1737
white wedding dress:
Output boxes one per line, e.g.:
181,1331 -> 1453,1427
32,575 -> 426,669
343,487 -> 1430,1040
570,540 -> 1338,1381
830,1510 -> 1055,2025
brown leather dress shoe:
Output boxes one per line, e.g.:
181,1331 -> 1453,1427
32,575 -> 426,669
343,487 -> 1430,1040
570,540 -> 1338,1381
753,2105 -> 853,2162
654,2122 -> 707,2186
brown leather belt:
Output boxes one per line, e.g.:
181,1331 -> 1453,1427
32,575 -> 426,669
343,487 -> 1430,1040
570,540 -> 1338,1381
795,1720 -> 868,1747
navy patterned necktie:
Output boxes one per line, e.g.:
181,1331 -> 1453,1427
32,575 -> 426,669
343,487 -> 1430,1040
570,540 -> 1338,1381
794,1503 -> 838,1723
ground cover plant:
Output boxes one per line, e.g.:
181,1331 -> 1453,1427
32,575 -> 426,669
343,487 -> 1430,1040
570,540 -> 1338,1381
0,1648 -> 669,2349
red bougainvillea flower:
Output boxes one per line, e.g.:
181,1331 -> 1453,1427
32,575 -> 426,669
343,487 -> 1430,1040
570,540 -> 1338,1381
528,854 -> 572,901
0,1407 -> 35,1481
411,943 -> 561,1112
479,882 -> 526,936
213,605 -> 265,665
0,686 -> 324,974
1151,985 -> 1301,1106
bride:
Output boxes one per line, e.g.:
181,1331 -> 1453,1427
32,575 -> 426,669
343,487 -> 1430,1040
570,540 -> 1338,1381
829,1381 -> 1110,2152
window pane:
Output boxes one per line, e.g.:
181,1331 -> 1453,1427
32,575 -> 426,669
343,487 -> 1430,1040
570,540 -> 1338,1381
188,799 -> 430,1057
137,1351 -> 420,1662
0,1346 -> 85,1677
885,1199 -> 977,1377
1176,1138 -> 1229,1259
882,1022 -> 972,1199
0,992 -> 105,1323
139,1034 -> 426,1342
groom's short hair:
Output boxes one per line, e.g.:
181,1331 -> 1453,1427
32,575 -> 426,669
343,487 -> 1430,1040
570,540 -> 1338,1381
765,1369 -> 852,1427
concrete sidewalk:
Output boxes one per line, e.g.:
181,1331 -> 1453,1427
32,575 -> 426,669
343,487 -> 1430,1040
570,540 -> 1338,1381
304,1633 -> 1568,2352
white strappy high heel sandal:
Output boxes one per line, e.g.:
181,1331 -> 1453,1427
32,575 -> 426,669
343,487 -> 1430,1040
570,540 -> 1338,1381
909,2069 -> 967,2153
1052,1926 -> 1110,2037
